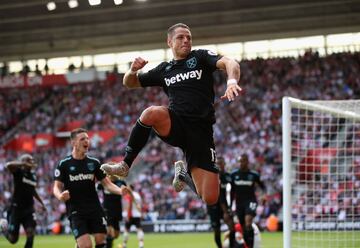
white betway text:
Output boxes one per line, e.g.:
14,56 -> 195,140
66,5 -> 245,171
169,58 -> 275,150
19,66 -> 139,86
69,173 -> 94,181
164,70 -> 202,86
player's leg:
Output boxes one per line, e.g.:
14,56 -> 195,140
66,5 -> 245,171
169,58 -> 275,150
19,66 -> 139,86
124,105 -> 171,166
223,210 -> 236,248
77,234 -> 93,248
23,212 -> 37,248
207,204 -> 222,248
89,214 -> 107,248
243,202 -> 257,248
122,224 -> 130,248
191,167 -> 219,205
243,214 -> 255,248
101,106 -> 170,177
134,218 -> 144,248
105,224 -> 115,248
252,223 -> 262,248
106,216 -> 121,248
4,208 -> 20,244
93,233 -> 106,248
185,120 -> 220,204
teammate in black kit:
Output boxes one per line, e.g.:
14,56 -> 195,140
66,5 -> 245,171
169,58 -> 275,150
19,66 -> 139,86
53,128 -> 130,248
101,23 -> 242,205
206,156 -> 235,248
97,176 -> 126,248
2,154 -> 46,248
230,154 -> 265,248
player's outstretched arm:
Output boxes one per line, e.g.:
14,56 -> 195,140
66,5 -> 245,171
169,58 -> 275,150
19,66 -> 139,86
100,176 -> 131,195
216,56 -> 242,101
123,57 -> 148,89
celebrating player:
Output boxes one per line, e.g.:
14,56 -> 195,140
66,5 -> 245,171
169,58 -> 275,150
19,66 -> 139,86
53,128 -> 130,248
230,154 -> 265,248
2,154 -> 46,248
101,23 -> 241,205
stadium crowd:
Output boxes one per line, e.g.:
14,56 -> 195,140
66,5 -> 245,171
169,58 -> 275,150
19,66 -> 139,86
0,50 -> 360,233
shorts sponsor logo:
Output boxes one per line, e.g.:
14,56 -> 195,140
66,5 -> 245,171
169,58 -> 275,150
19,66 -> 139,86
164,69 -> 202,86
69,173 -> 94,181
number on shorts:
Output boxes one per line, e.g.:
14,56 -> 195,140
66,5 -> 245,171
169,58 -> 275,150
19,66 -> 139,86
210,148 -> 216,163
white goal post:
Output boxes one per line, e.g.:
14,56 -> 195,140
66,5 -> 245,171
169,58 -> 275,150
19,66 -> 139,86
282,97 -> 360,248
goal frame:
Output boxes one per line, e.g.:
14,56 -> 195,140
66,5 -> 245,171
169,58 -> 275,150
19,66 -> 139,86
282,96 -> 360,248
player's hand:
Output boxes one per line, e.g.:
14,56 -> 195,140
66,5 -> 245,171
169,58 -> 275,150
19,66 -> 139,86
60,190 -> 70,202
120,186 -> 132,195
130,57 -> 148,72
221,83 -> 242,101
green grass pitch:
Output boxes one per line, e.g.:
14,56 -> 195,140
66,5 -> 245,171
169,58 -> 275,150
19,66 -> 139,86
1,232 -> 282,248
1,231 -> 360,248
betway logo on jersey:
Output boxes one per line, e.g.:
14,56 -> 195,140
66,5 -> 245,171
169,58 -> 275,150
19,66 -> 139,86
69,173 -> 94,181
22,177 -> 36,187
234,180 -> 253,186
164,69 -> 202,86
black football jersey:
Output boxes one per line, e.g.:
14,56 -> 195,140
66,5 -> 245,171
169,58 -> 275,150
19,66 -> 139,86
98,179 -> 126,215
138,49 -> 222,123
54,155 -> 106,216
11,168 -> 37,209
230,169 -> 264,205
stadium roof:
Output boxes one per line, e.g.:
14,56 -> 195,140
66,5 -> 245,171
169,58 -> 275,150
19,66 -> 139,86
1,0 -> 360,61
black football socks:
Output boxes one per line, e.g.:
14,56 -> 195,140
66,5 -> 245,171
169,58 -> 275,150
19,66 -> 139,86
123,119 -> 152,167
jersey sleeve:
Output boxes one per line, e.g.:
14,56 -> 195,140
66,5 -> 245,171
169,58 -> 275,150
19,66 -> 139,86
196,49 -> 222,71
54,161 -> 65,182
94,160 -> 107,181
138,62 -> 167,87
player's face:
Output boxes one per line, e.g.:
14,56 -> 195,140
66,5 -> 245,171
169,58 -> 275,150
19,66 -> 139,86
168,27 -> 192,60
72,132 -> 90,154
239,155 -> 249,170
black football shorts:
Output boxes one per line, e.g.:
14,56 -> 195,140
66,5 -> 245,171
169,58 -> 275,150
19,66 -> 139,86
158,108 -> 219,174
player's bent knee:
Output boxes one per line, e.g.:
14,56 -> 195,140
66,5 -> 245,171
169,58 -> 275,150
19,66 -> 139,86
203,194 -> 218,205
140,106 -> 168,125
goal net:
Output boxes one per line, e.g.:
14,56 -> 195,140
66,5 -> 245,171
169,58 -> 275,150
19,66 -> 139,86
282,97 -> 360,248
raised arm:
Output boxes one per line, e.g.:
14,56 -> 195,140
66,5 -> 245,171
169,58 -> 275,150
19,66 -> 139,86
6,160 -> 36,173
122,57 -> 148,89
216,56 -> 242,102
